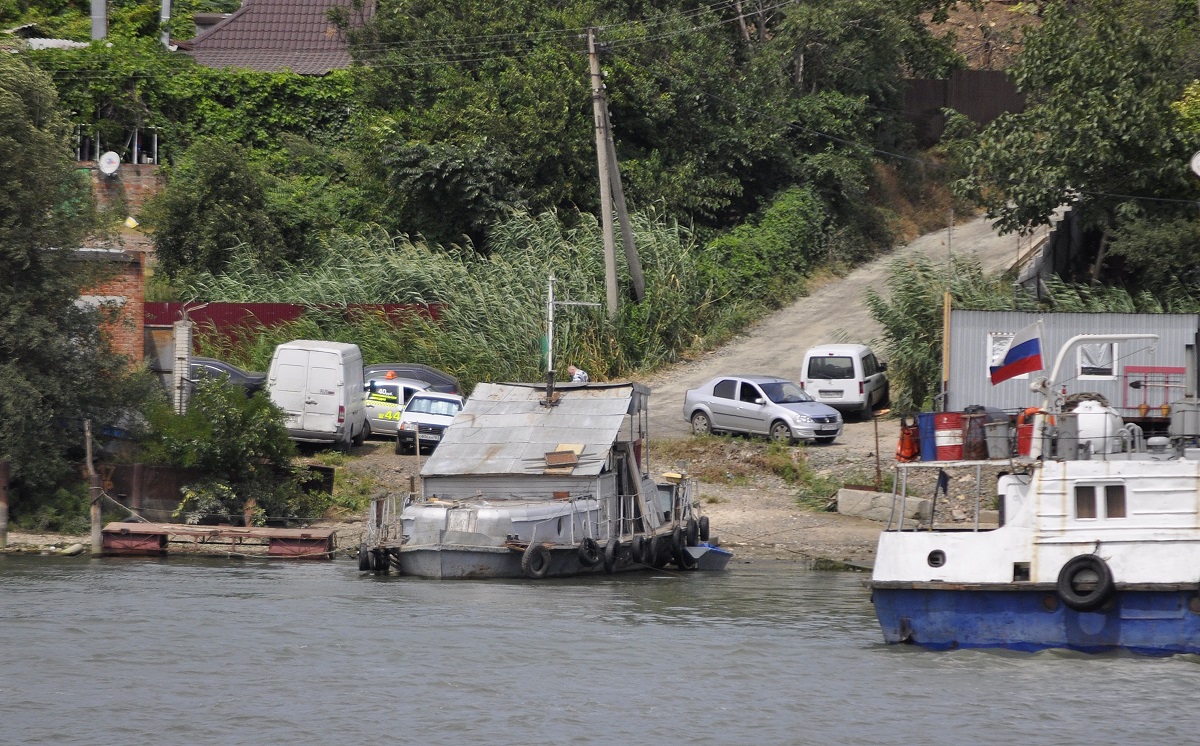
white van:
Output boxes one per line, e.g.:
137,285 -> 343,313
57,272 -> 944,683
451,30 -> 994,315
800,344 -> 888,417
267,340 -> 367,448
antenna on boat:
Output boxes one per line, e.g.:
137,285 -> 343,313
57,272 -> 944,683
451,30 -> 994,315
543,272 -> 600,407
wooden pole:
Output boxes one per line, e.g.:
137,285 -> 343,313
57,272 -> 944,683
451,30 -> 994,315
941,290 -> 952,412
0,459 -> 9,549
85,420 -> 103,556
130,462 -> 144,514
588,27 -> 619,321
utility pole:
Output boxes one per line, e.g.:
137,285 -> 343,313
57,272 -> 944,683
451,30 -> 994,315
603,104 -> 645,302
588,27 -> 619,320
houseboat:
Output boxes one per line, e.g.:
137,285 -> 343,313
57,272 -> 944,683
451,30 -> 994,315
359,380 -> 729,578
870,333 -> 1200,655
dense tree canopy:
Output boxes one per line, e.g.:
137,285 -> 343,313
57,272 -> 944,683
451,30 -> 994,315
955,0 -> 1200,289
0,54 -> 133,494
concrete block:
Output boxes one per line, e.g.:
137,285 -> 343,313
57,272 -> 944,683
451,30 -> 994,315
836,488 -> 930,523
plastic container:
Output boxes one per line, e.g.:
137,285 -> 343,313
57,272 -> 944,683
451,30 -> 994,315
985,420 -> 1012,459
918,412 -> 937,461
934,412 -> 964,460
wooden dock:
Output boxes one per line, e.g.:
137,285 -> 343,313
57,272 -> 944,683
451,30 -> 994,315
101,522 -> 337,559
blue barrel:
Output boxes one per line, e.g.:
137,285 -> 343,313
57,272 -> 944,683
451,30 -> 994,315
918,412 -> 937,461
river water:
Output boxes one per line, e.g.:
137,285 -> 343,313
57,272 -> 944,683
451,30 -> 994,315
4,555 -> 1199,745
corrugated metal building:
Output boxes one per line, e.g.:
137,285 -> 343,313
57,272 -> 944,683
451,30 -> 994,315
948,310 -> 1199,416
420,382 -> 649,501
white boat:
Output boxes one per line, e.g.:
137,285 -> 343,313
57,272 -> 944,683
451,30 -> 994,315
870,332 -> 1200,655
359,380 -> 727,578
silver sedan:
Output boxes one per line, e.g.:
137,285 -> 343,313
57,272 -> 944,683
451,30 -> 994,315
682,374 -> 843,444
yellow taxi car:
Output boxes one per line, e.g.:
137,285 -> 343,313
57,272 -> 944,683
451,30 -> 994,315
363,371 -> 428,438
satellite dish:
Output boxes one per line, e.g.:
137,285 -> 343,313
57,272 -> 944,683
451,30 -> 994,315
98,151 -> 120,175
1191,150 -> 1200,178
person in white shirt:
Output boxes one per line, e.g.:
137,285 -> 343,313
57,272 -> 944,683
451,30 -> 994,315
568,365 -> 589,383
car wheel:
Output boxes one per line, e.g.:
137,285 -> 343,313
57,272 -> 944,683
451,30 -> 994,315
769,420 -> 795,445
394,436 -> 409,455
353,422 -> 368,446
691,411 -> 713,436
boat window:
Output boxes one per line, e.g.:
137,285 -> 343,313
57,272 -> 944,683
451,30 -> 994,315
1105,485 -> 1126,518
1075,485 -> 1097,519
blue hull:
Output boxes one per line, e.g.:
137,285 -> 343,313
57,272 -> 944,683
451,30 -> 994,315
872,587 -> 1200,655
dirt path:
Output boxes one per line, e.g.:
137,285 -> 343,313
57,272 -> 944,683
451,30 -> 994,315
644,216 -> 1023,439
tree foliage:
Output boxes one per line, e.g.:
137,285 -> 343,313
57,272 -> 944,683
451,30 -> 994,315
955,0 -> 1200,261
0,54 -> 135,500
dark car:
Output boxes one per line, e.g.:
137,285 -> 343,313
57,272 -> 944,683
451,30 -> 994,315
188,357 -> 267,395
364,363 -> 460,394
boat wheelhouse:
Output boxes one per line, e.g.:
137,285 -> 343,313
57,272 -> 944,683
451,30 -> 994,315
871,333 -> 1200,655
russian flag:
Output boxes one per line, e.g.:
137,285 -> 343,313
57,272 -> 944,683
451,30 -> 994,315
990,322 -> 1043,385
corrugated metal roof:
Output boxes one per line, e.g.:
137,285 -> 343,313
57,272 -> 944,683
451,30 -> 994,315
421,382 -> 643,477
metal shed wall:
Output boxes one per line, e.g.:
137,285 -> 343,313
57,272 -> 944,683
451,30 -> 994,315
948,310 -> 1199,415
422,473 -> 608,501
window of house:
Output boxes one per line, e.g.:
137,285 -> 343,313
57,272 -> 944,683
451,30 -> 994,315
713,379 -> 736,399
987,332 -> 1029,380
1078,343 -> 1116,379
1075,485 -> 1097,519
1105,484 -> 1126,518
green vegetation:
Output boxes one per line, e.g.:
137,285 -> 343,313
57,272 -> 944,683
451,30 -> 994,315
140,378 -> 323,525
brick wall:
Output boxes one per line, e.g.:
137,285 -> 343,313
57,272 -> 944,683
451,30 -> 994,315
88,163 -> 165,217
75,250 -> 146,367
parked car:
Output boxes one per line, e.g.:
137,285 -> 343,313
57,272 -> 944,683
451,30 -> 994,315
395,391 -> 465,454
364,373 -> 428,437
682,374 -> 843,444
188,357 -> 267,396
799,344 -> 888,417
364,363 -> 460,394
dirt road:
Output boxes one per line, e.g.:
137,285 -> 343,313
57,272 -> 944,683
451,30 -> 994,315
644,216 -> 1023,439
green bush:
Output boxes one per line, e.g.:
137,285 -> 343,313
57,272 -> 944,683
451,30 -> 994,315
140,378 -> 323,525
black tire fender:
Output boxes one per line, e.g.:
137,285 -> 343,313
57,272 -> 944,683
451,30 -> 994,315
357,544 -> 371,572
699,516 -> 710,543
631,535 -> 647,565
603,537 -> 620,574
578,537 -> 601,567
522,543 -> 552,579
686,518 -> 699,547
676,544 -> 698,570
1056,554 -> 1114,611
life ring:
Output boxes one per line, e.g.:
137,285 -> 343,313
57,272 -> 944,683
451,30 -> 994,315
357,544 -> 371,572
685,518 -> 699,547
1056,554 -> 1114,611
603,537 -> 620,573
631,535 -> 647,565
699,516 -> 710,543
578,537 -> 601,567
521,543 -> 552,579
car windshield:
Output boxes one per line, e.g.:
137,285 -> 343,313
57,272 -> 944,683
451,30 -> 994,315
759,381 -> 813,404
407,397 -> 461,417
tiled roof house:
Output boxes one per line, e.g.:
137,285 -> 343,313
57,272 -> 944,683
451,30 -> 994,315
179,0 -> 375,75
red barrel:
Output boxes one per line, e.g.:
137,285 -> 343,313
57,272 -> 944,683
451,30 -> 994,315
1016,423 -> 1034,456
934,412 -> 964,460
